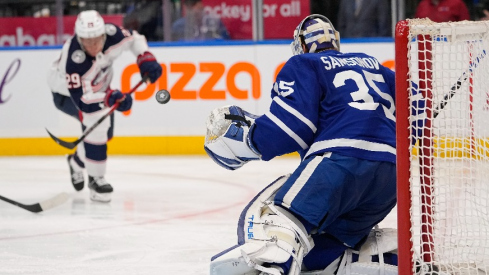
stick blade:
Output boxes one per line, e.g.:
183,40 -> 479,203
38,192 -> 69,212
45,128 -> 78,149
0,192 -> 69,213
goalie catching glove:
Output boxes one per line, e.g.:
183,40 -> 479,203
204,105 -> 261,170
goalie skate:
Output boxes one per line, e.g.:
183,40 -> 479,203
67,154 -> 84,191
88,176 -> 113,203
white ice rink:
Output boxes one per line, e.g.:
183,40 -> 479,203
0,156 -> 397,275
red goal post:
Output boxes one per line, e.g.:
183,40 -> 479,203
395,19 -> 489,275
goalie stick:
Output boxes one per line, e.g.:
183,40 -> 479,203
46,76 -> 149,150
433,50 -> 486,118
0,192 -> 69,213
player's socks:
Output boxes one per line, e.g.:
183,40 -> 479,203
67,154 -> 84,191
88,176 -> 113,202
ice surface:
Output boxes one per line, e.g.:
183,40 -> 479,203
0,156 -> 397,275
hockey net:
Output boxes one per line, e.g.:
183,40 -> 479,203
395,19 -> 489,275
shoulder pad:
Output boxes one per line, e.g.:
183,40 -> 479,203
66,38 -> 92,75
105,24 -> 117,36
103,24 -> 131,47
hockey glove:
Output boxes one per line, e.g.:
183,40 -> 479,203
204,105 -> 261,170
137,51 -> 162,83
104,89 -> 133,112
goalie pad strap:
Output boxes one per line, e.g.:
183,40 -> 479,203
224,114 -> 251,126
241,250 -> 282,275
333,227 -> 398,275
336,250 -> 398,275
267,203 -> 313,254
374,227 -> 385,275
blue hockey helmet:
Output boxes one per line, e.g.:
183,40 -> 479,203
291,14 -> 340,55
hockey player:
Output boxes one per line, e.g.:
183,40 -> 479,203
204,14 -> 398,274
48,10 -> 162,202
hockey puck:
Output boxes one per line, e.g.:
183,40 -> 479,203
155,89 -> 171,104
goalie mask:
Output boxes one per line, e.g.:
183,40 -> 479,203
291,14 -> 340,55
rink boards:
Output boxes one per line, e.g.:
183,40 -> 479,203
0,40 -> 395,155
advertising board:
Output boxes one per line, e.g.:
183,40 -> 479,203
0,41 -> 395,155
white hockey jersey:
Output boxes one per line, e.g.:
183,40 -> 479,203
47,24 -> 148,114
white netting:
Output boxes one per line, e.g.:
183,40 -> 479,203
406,19 -> 489,274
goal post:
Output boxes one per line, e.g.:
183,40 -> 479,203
395,19 -> 489,275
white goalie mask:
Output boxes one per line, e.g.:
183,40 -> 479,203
75,10 -> 106,39
290,14 -> 340,55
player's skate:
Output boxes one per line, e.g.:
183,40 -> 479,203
88,176 -> 113,202
67,154 -> 84,191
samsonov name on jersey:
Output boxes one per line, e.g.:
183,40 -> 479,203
321,56 -> 380,70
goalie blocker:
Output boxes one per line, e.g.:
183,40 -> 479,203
210,175 -> 399,275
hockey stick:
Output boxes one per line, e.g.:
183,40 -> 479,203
433,50 -> 486,118
0,192 -> 69,213
46,76 -> 149,150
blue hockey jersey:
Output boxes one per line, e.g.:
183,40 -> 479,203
251,50 -> 396,163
